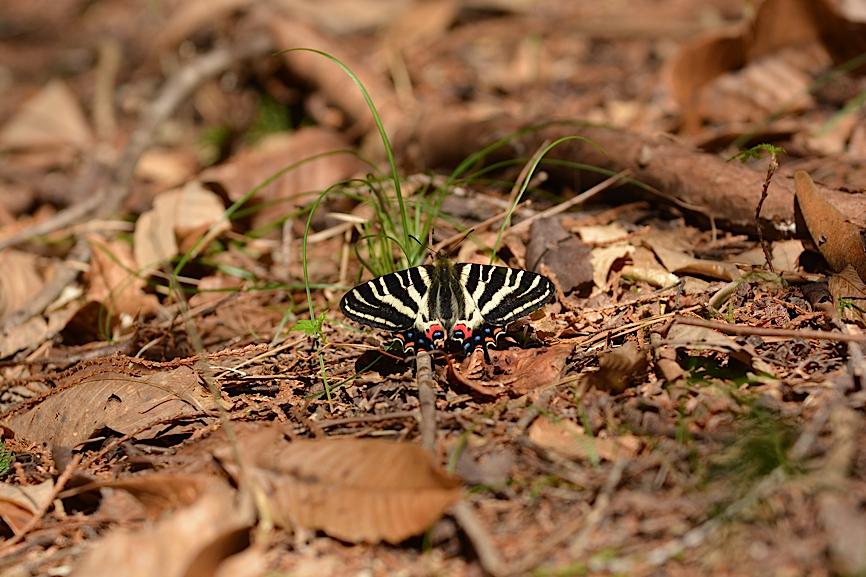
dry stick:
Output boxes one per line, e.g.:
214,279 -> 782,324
674,315 -> 866,343
415,350 -> 437,452
415,351 -> 507,576
507,169 -> 631,236
0,454 -> 83,553
0,37 -> 275,334
754,152 -> 779,273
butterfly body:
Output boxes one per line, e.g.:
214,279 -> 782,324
340,255 -> 554,360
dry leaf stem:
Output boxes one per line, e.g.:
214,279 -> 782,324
416,350 -> 437,453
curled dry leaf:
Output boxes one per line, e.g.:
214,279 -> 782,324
71,482 -> 256,577
648,243 -> 740,281
133,181 -> 229,274
217,427 -> 462,544
448,343 -> 573,397
528,415 -> 640,463
0,478 -> 53,533
795,170 -> 866,283
2,364 -> 217,450
587,341 -> 649,394
828,265 -> 866,326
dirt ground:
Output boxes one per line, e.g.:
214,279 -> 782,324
1,0 -> 866,576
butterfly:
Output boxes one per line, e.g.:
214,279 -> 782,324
340,254 -> 555,362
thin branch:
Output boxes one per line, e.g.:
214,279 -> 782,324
674,315 -> 866,343
416,350 -> 437,452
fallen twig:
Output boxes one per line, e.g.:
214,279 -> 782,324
416,350 -> 437,453
674,315 -> 866,343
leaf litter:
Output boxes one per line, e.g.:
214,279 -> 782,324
0,1 -> 866,576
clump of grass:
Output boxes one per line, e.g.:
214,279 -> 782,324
0,441 -> 13,476
708,404 -> 800,483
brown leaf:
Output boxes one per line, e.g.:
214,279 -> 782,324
448,343 -> 573,397
0,80 -> 93,151
93,473 -> 216,519
87,236 -> 160,318
829,265 -> 866,325
795,170 -> 866,282
70,483 -> 256,577
0,478 -> 53,533
218,427 -> 462,544
649,244 -> 740,281
587,341 -> 649,394
3,364 -> 218,450
133,181 -> 230,273
0,250 -> 49,317
526,218 -> 593,295
528,416 -> 640,462
667,0 -> 866,130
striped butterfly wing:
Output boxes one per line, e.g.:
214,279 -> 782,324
339,266 -> 433,331
456,263 -> 555,327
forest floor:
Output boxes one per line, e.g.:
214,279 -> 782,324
1,1 -> 866,576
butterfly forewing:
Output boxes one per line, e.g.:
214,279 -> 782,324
457,264 -> 554,326
340,266 -> 431,331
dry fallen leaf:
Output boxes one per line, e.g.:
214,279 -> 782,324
87,236 -> 160,318
134,181 -> 229,273
0,250 -> 48,317
3,364 -> 218,450
448,343 -> 573,397
0,80 -> 93,151
795,170 -> 866,282
0,478 -> 53,534
528,415 -> 640,462
526,218 -> 593,295
587,341 -> 649,394
71,483 -> 256,577
218,428 -> 462,544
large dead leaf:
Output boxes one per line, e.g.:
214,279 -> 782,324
448,343 -> 574,397
218,428 -> 462,544
0,478 -> 53,534
795,170 -> 866,282
0,80 -> 93,151
133,181 -> 230,273
2,364 -> 218,450
71,482 -> 257,577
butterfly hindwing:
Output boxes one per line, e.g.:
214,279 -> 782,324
457,263 -> 555,326
339,266 -> 432,331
